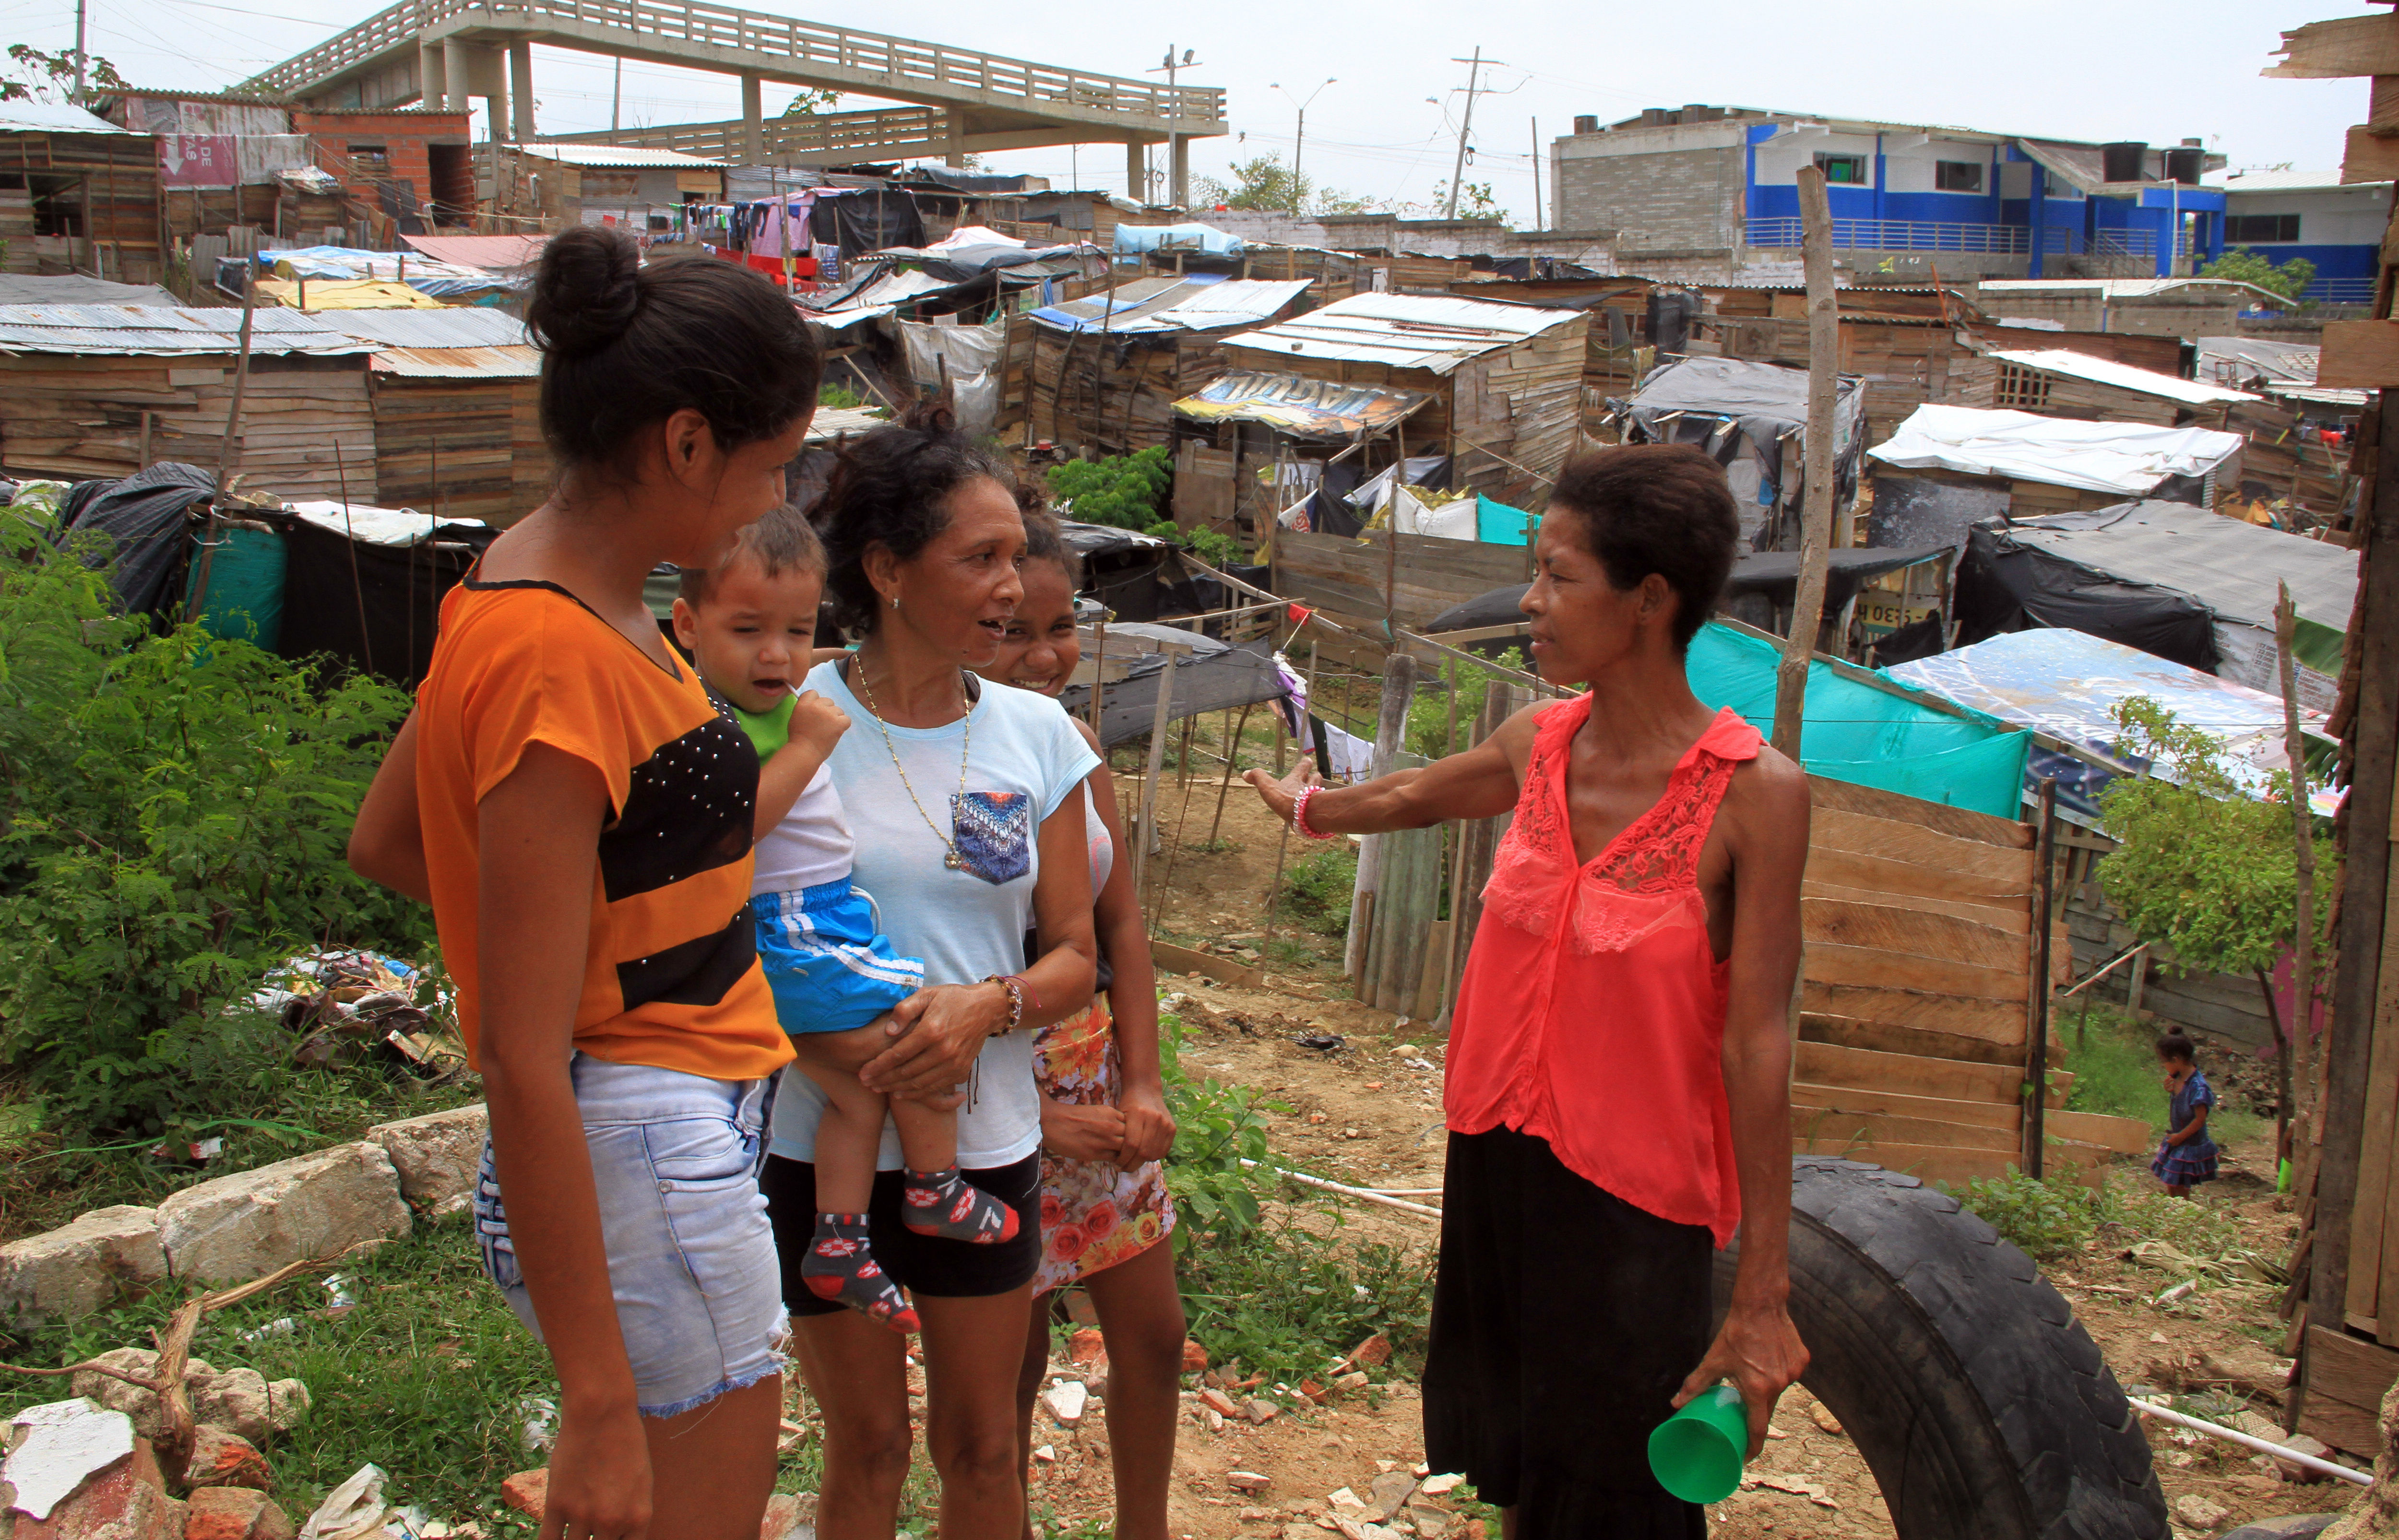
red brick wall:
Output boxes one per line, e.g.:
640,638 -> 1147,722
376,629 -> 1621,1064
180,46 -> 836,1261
289,109 -> 468,208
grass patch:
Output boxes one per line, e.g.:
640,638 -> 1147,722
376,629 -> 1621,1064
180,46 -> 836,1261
0,1221 -> 828,1527
2063,1006 -> 2273,1149
1275,845 -> 1357,937
1177,1208 -> 1433,1386
1951,1169 -> 2253,1263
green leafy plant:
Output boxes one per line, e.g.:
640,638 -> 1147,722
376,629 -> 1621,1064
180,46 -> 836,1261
2200,247 -> 2318,308
1276,844 -> 1356,936
1424,180 -> 1505,221
0,527 -> 433,1139
1049,446 -> 1172,531
1156,1001 -> 1275,1249
1406,646 -> 1526,759
1193,154 -> 1373,216
2098,697 -> 2329,1146
2,44 -> 127,104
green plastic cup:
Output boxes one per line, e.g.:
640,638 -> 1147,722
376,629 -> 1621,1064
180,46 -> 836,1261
1648,1383 -> 1747,1504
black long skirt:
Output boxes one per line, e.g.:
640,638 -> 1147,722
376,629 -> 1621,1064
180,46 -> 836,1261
1423,1126 -> 1713,1540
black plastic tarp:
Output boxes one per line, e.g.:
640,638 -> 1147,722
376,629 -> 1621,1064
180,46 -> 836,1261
1952,520 -> 2218,674
1057,641 -> 1289,748
809,191 -> 926,260
58,461 -> 218,620
273,514 -> 498,685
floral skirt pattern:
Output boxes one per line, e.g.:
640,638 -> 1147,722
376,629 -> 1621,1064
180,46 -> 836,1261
1033,1000 -> 1176,1292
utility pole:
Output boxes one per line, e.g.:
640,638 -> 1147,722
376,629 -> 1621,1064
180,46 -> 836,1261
72,0 -> 88,107
610,57 -> 621,134
1530,117 -> 1542,231
1271,79 -> 1335,217
1146,46 -> 1200,209
1444,47 -> 1484,219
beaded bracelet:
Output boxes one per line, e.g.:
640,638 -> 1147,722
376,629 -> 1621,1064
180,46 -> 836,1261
982,974 -> 1027,1034
1292,784 -> 1339,841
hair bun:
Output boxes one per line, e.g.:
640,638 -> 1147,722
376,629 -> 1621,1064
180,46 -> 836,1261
527,225 -> 642,358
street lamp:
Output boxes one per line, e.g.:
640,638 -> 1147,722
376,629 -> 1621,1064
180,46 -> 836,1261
1145,46 -> 1203,206
1270,79 -> 1336,215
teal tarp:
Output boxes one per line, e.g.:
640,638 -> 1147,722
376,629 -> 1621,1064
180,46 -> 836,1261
1684,622 -> 2030,817
1475,495 -> 1540,546
184,525 -> 286,650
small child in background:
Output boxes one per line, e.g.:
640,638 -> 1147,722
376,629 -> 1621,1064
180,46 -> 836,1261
672,507 -> 1018,1336
2151,1031 -> 2220,1198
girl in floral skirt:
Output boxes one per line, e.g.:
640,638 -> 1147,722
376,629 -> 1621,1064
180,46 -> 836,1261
983,515 -> 1186,1540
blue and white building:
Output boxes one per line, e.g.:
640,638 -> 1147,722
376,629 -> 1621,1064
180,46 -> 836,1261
1552,106 -> 2227,281
2215,168 -> 2392,305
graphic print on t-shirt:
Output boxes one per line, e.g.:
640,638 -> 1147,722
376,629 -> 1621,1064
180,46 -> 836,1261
597,696 -> 759,1011
951,791 -> 1031,886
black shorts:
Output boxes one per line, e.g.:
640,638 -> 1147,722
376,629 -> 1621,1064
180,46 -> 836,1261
765,1151 -> 1041,1310
1423,1127 -> 1713,1540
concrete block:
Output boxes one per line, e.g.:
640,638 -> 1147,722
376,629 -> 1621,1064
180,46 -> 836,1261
363,1104 -> 487,1211
0,1207 -> 166,1324
156,1145 -> 408,1285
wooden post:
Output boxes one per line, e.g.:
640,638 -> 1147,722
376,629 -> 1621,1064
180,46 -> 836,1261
1769,164 -> 1839,760
1345,653 -> 1417,985
1202,698 -> 1257,852
1133,643 -> 1176,899
1086,621 -> 1106,728
2024,776 -> 2058,1178
137,410 -> 152,471
215,277 -> 259,492
2126,947 -> 2149,1020
2277,581 -> 2322,1161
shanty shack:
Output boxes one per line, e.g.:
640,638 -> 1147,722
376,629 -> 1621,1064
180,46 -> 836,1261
1865,403 -> 2245,547
311,307 -> 546,525
1605,355 -> 1868,552
1947,346 -> 2259,428
1020,275 -> 1312,455
1214,292 -> 1589,507
0,303 -> 375,499
0,100 -> 162,284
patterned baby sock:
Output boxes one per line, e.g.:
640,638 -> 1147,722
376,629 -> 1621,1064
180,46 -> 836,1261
800,1214 -> 918,1333
901,1167 -> 1021,1244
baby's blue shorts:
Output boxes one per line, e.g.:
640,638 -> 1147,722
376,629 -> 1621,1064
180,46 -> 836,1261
753,877 -> 925,1036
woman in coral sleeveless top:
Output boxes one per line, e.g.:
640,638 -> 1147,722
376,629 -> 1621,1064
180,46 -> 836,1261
1247,446 -> 1812,1539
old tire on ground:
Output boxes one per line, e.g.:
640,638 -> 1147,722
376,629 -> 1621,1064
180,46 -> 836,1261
1712,1156 -> 2168,1540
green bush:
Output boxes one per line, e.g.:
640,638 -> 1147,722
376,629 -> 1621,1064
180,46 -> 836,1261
1276,845 -> 1357,936
1048,446 -> 1172,532
1157,1000 -> 1275,1250
1954,1171 -> 2102,1259
1406,647 -> 1527,760
0,526 -> 432,1139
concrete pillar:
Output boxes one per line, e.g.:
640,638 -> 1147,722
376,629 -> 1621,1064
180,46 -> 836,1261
418,36 -> 445,111
741,73 -> 763,164
509,40 -> 534,143
441,36 -> 468,115
940,112 -> 964,168
1127,141 -> 1146,204
1170,135 -> 1189,210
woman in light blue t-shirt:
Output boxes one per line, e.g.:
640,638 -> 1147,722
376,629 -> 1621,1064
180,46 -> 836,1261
761,406 -> 1100,1540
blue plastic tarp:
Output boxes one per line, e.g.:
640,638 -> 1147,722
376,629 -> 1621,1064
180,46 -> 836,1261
1685,622 -> 2031,817
1113,222 -> 1244,257
1475,495 -> 1540,545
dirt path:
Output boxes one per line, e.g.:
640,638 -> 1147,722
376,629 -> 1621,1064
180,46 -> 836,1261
1066,940 -> 2363,1540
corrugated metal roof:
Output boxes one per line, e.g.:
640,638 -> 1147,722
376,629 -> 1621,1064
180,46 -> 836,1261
399,234 -> 550,270
0,100 -> 136,135
320,308 -> 532,349
1219,292 -> 1584,376
1984,348 -> 2258,406
371,345 -> 540,378
2196,335 -> 2319,385
805,405 -> 891,443
1976,277 -> 2285,302
517,142 -> 726,168
2218,168 -> 2389,194
0,304 -> 367,356
1028,275 -> 1309,335
1172,370 -> 1433,439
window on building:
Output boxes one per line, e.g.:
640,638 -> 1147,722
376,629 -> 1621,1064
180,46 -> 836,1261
347,142 -> 391,178
1935,160 -> 1984,192
1995,363 -> 2053,412
1814,152 -> 1868,185
2226,213 -> 2301,244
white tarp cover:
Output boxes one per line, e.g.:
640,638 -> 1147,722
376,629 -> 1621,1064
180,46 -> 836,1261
897,320 -> 1003,438
1867,403 -> 2244,496
283,500 -> 486,546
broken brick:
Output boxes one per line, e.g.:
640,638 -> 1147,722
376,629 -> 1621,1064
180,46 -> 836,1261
182,1425 -> 271,1492
12,1438 -> 183,1540
1349,1335 -> 1393,1369
182,1487 -> 296,1540
1199,1387 -> 1242,1418
501,1468 -> 548,1519
1068,1328 -> 1107,1368
1182,1339 -> 1210,1374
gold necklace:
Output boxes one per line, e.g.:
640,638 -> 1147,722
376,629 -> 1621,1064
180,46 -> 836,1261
850,654 -> 974,871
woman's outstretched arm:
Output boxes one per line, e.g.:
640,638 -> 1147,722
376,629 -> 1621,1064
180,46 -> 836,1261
1241,700 -> 1552,835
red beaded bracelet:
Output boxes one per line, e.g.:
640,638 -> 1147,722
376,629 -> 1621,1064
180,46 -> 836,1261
1292,784 -> 1338,840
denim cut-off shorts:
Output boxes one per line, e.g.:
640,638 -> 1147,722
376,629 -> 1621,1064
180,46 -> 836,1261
753,877 -> 925,1036
471,1054 -> 785,1418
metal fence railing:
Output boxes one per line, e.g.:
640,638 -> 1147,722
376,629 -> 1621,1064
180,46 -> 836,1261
1746,217 -> 2031,253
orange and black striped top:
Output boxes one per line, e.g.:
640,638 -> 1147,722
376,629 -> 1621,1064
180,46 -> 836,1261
415,577 -> 793,1082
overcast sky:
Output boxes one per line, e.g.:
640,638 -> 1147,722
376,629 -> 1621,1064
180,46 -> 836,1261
11,0 -> 2376,223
